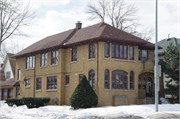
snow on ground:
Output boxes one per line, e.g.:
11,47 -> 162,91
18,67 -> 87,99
0,100 -> 180,119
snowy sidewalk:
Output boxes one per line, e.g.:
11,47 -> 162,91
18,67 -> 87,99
0,101 -> 180,119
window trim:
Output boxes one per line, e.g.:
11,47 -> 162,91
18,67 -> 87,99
130,71 -> 134,90
41,53 -> 47,67
89,69 -> 95,89
104,69 -> 110,89
79,74 -> 83,82
51,50 -> 59,65
26,56 -> 35,69
89,43 -> 96,59
36,78 -> 41,90
138,49 -> 148,61
65,75 -> 70,85
18,69 -> 21,80
112,44 -> 128,59
71,47 -> 77,61
105,42 -> 110,58
25,79 -> 30,87
47,76 -> 57,90
130,46 -> 134,60
6,71 -> 11,79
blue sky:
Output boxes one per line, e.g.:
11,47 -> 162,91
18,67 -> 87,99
14,0 -> 180,48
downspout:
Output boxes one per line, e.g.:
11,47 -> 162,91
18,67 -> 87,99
97,42 -> 99,94
33,57 -> 36,98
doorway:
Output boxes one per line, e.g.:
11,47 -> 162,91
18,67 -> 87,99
146,77 -> 152,97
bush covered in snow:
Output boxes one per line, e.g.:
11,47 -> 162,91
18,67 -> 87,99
70,75 -> 98,109
22,97 -> 50,108
5,98 -> 23,106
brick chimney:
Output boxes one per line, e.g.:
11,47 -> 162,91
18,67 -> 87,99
76,21 -> 82,30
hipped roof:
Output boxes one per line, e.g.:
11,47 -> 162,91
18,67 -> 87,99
12,22 -> 161,58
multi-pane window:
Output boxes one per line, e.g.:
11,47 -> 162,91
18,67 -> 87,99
41,53 -> 47,66
72,48 -> 77,61
26,56 -> 35,69
112,70 -> 128,89
130,71 -> 134,90
51,51 -> 58,65
36,78 -> 41,90
138,49 -> 148,61
89,43 -> 96,59
47,76 -> 57,89
79,74 -> 83,81
18,69 -> 21,80
65,75 -> 70,85
25,79 -> 30,87
112,44 -> 127,59
130,46 -> 134,60
6,71 -> 11,79
89,70 -> 95,89
105,43 -> 109,57
104,69 -> 109,89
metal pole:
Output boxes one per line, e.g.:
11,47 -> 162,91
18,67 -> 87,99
155,0 -> 159,112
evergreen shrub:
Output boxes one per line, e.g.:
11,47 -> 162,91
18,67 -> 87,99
70,75 -> 98,109
22,97 -> 50,108
5,98 -> 23,106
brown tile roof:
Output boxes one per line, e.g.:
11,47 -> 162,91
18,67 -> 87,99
0,78 -> 19,86
12,22 -> 160,58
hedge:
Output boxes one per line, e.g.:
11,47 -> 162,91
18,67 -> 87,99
5,98 -> 23,106
22,97 -> 50,108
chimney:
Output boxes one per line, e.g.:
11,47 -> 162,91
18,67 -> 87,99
76,21 -> 82,30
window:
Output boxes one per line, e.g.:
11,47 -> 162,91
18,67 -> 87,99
47,76 -> 57,89
6,71 -> 11,79
36,78 -> 41,90
138,49 -> 148,61
41,53 -> 47,66
51,51 -> 58,65
26,56 -> 35,69
72,48 -> 77,61
79,74 -> 83,81
89,43 -> 96,59
130,46 -> 134,60
65,75 -> 69,85
104,69 -> 109,89
112,44 -> 127,59
112,70 -> 128,89
105,43 -> 109,57
130,71 -> 134,90
18,69 -> 21,80
89,70 -> 95,89
25,79 -> 30,87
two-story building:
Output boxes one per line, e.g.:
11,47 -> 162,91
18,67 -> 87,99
12,22 -> 163,106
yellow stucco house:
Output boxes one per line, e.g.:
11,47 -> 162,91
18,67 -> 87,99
12,22 -> 163,106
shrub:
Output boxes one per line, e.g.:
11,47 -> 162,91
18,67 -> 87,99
5,98 -> 23,106
22,97 -> 50,108
70,75 -> 98,109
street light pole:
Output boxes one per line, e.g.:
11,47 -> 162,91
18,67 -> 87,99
155,0 -> 159,112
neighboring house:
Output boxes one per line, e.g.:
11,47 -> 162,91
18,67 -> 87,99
12,22 -> 163,106
0,53 -> 19,100
158,37 -> 180,98
0,64 -> 6,82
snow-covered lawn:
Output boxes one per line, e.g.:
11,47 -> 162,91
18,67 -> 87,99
0,100 -> 180,119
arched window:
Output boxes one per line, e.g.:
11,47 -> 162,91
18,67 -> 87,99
89,70 -> 95,89
130,71 -> 134,90
112,70 -> 128,89
104,69 -> 109,89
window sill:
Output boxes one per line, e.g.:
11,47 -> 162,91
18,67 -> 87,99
46,89 -> 57,92
104,89 -> 135,91
50,64 -> 58,67
26,68 -> 34,71
71,61 -> 77,63
40,66 -> 47,68
65,85 -> 69,87
25,86 -> 30,88
35,90 -> 42,92
104,58 -> 135,62
88,58 -> 96,61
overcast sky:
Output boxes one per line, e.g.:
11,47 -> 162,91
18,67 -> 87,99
12,0 -> 180,48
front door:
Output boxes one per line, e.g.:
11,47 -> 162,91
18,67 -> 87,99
146,77 -> 152,97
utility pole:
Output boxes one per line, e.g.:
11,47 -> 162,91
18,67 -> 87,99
155,0 -> 159,112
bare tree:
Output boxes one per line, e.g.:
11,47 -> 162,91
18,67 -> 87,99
86,0 -> 154,41
0,0 -> 36,50
0,40 -> 24,63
